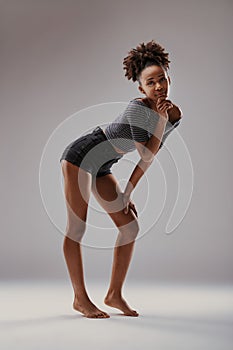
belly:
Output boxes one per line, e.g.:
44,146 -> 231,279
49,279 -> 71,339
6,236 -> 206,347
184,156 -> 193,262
102,128 -> 126,155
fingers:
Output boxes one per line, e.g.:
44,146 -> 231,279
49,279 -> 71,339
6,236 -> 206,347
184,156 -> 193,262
131,205 -> 138,217
124,202 -> 138,217
123,193 -> 130,214
156,98 -> 173,118
122,193 -> 138,217
124,204 -> 128,214
157,97 -> 173,110
157,100 -> 173,112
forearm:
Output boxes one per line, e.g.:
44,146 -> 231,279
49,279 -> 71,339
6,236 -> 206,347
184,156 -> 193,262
124,118 -> 167,196
125,110 -> 182,195
124,157 -> 154,196
124,107 -> 182,195
142,117 -> 167,162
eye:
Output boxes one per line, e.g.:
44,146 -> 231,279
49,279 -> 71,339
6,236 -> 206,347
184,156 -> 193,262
147,81 -> 154,86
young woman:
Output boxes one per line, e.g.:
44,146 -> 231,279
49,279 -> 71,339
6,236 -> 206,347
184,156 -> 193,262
60,39 -> 183,319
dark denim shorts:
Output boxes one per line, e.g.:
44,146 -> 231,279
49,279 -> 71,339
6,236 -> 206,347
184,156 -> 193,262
60,126 -> 123,177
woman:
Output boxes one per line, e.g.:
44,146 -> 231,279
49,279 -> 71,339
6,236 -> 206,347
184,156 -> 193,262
60,39 -> 183,319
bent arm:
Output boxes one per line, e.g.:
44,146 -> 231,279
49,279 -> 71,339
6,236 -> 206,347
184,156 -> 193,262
124,104 -> 183,196
136,104 -> 182,162
124,117 -> 167,196
141,117 -> 168,162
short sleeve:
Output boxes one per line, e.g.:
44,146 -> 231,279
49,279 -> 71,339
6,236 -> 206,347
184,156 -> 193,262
125,101 -> 150,142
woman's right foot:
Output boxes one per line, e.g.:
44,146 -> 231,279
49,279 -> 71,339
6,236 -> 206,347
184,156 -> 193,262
73,296 -> 110,318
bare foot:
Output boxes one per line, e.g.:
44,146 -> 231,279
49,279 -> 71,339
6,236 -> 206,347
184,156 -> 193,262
73,296 -> 110,319
104,291 -> 139,317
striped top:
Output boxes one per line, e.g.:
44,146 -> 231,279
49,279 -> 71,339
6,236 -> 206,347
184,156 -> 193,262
104,98 -> 181,153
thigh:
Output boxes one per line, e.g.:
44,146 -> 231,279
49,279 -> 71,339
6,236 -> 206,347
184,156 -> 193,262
91,173 -> 139,231
60,133 -> 97,174
61,160 -> 92,230
96,156 -> 122,177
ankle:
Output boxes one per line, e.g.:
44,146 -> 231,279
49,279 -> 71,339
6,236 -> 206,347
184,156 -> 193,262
106,288 -> 122,298
74,290 -> 89,301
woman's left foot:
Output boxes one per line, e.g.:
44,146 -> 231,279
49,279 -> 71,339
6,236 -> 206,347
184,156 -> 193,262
104,291 -> 139,317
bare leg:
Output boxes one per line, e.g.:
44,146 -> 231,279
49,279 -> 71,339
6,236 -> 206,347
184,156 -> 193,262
61,160 -> 109,318
104,238 -> 139,316
91,173 -> 139,316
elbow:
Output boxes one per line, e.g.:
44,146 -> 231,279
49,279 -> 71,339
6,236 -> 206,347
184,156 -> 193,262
141,151 -> 155,163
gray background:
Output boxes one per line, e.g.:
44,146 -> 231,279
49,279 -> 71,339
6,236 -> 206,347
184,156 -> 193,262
1,0 -> 232,284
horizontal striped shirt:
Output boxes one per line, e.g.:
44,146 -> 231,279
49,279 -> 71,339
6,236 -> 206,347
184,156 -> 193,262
104,98 -> 181,153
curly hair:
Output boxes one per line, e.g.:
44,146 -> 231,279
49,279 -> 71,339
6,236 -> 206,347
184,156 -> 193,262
123,39 -> 170,85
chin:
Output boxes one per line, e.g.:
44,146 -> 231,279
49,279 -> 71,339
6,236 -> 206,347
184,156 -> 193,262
156,93 -> 167,98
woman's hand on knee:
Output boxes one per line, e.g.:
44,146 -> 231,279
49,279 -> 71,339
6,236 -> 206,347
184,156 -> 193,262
122,192 -> 138,218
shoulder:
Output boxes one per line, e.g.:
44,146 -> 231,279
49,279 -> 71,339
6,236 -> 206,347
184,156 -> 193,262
129,97 -> 146,105
124,99 -> 149,126
127,98 -> 148,113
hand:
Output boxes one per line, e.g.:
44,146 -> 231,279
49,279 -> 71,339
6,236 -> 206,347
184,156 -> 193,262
156,96 -> 173,120
122,192 -> 138,218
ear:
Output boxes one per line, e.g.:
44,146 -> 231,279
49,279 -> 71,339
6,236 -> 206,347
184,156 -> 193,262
168,75 -> 171,85
138,85 -> 146,95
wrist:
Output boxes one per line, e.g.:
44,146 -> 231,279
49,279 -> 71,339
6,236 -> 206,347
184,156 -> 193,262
124,181 -> 134,196
158,114 -> 169,123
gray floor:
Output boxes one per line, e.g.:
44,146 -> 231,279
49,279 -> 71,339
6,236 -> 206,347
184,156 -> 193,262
1,280 -> 233,350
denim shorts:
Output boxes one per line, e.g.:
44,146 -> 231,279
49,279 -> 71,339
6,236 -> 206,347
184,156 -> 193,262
59,126 -> 123,177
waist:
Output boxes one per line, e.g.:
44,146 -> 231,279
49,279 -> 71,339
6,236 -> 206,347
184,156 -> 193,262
95,126 -> 126,155
103,129 -> 126,155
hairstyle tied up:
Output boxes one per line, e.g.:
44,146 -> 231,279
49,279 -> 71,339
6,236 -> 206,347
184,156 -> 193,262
123,39 -> 170,84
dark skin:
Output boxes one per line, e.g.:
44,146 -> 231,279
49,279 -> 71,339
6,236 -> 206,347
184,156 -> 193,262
138,64 -> 182,123
123,64 -> 183,215
60,64 -> 182,319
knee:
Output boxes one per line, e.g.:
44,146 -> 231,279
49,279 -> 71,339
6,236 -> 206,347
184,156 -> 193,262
64,222 -> 87,243
120,218 -> 140,241
130,220 -> 140,239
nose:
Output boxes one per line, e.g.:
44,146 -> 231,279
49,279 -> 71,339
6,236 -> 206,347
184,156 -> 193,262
155,82 -> 163,91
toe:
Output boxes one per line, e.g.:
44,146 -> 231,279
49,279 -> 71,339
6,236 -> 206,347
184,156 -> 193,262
101,311 -> 110,318
132,312 -> 139,316
125,310 -> 138,316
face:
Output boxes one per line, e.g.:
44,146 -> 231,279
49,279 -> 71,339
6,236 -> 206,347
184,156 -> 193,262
138,65 -> 171,103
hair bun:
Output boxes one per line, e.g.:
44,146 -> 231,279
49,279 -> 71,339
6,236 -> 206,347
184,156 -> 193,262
123,39 -> 170,83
